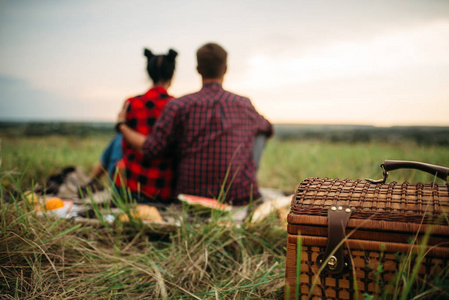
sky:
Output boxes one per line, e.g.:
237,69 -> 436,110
0,0 -> 448,126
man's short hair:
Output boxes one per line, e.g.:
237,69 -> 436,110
196,43 -> 227,79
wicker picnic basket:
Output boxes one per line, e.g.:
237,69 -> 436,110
285,160 -> 449,299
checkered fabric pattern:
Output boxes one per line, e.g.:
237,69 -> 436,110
122,86 -> 175,201
142,83 -> 273,205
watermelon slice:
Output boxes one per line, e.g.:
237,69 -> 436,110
178,194 -> 232,212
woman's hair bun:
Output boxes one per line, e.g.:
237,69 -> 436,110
167,49 -> 178,61
144,47 -> 177,83
144,48 -> 154,58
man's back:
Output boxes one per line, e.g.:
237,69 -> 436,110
143,82 -> 273,205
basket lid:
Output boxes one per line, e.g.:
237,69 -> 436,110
290,177 -> 449,225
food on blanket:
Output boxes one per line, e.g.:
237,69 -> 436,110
177,194 -> 231,211
250,195 -> 292,223
119,204 -> 163,223
34,197 -> 70,213
45,198 -> 65,210
277,206 -> 289,229
24,191 -> 40,204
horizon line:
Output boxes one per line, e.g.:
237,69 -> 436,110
1,119 -> 449,128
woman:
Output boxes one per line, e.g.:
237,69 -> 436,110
118,48 -> 178,204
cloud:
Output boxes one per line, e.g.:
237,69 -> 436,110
234,21 -> 449,90
1,1 -> 448,125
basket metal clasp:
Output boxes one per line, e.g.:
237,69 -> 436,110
317,205 -> 352,275
366,164 -> 389,184
327,256 -> 338,270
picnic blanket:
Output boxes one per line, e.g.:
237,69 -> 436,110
30,166 -> 290,229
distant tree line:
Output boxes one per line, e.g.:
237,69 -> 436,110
0,122 -> 115,137
1,122 -> 449,146
273,124 -> 449,146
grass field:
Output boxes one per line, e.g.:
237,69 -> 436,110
1,134 -> 449,299
2,134 -> 449,192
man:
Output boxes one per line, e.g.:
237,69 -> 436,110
116,43 -> 273,205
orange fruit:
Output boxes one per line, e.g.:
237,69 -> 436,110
45,198 -> 64,210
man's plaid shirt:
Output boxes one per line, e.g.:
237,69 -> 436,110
123,86 -> 175,201
142,82 -> 273,205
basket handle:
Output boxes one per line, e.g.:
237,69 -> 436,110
380,160 -> 449,183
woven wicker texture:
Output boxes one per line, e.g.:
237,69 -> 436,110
291,178 -> 449,224
285,235 -> 449,300
286,177 -> 449,299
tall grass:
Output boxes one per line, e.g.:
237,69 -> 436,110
287,223 -> 449,299
1,135 -> 109,192
3,136 -> 449,192
1,184 -> 287,299
259,138 -> 449,193
1,135 -> 449,298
